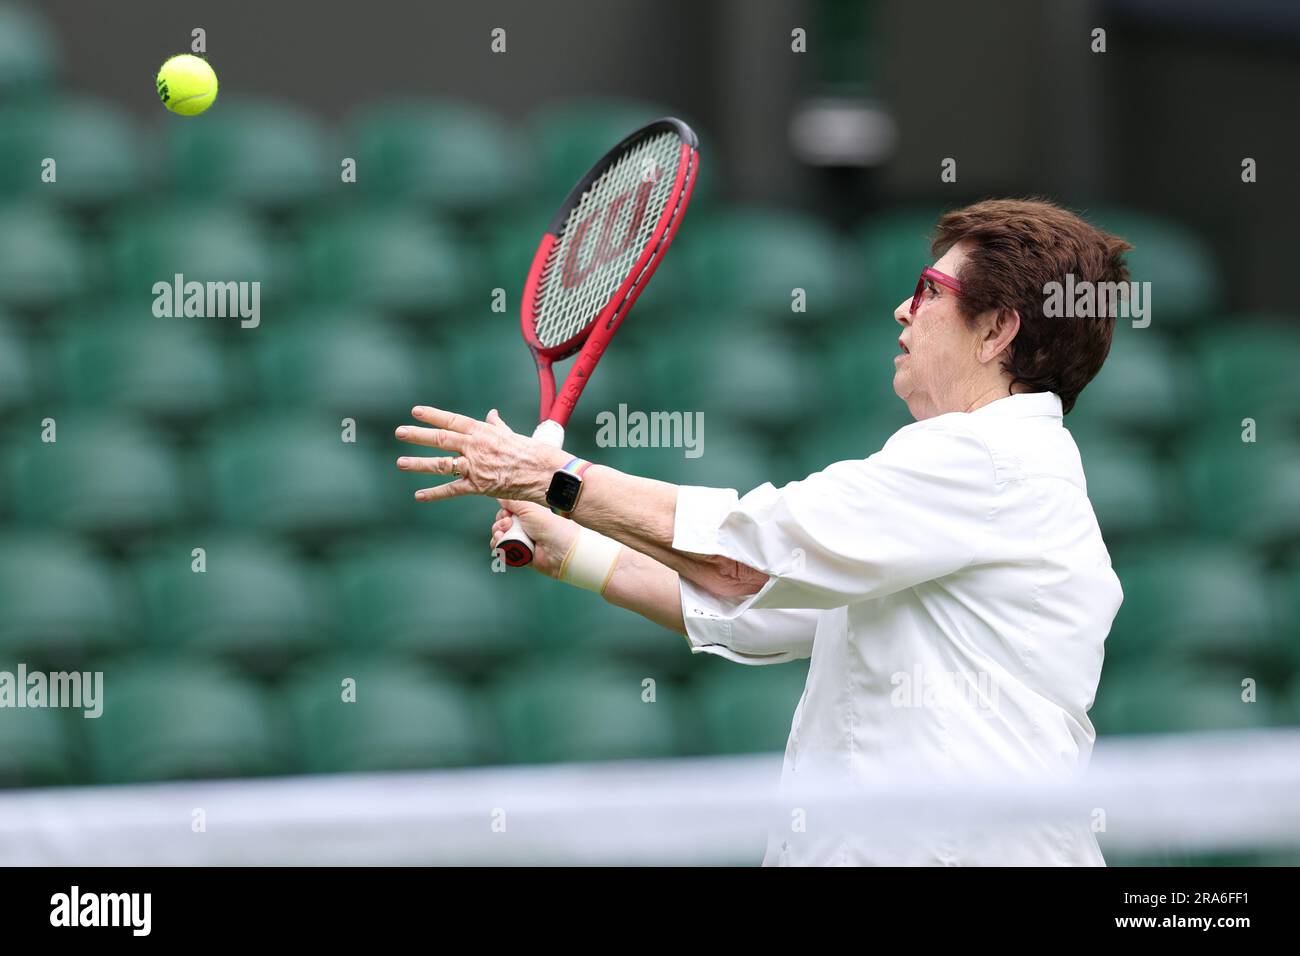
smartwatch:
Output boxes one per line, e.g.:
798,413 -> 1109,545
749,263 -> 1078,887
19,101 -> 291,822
546,457 -> 593,517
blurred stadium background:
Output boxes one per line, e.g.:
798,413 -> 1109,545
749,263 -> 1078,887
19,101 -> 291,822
0,0 -> 1298,865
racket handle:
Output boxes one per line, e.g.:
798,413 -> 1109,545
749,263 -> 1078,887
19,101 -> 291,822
495,420 -> 567,568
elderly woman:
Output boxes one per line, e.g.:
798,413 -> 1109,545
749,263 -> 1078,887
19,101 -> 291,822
395,198 -> 1131,866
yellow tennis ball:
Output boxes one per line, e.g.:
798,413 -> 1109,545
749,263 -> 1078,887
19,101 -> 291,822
156,54 -> 218,116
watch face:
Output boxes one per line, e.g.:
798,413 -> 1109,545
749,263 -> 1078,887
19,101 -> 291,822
546,470 -> 583,512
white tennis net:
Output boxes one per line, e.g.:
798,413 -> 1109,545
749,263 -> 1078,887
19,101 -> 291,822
2,728 -> 1298,865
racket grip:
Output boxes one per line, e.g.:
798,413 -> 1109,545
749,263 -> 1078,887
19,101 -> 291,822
496,516 -> 537,567
494,420 -> 567,568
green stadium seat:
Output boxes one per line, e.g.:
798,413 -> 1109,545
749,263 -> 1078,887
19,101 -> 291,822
1087,207 -> 1222,325
81,658 -> 281,783
682,207 -> 854,319
1195,319 -> 1300,435
5,413 -> 186,539
346,100 -> 531,216
0,202 -> 86,313
855,206 -> 948,310
251,318 -> 424,418
0,4 -> 58,100
328,537 -> 534,661
1274,558 -> 1300,678
1289,673 -> 1300,726
550,345 -> 654,436
638,324 -> 810,431
1067,326 -> 1189,437
164,98 -> 331,208
537,574 -> 682,662
204,418 -> 391,540
0,698 -> 75,787
1181,436 -> 1300,551
440,330 -> 527,420
491,658 -> 682,764
106,204 -> 289,305
597,427 -> 771,492
440,323 -> 662,442
817,320 -> 914,417
436,332 -> 655,455
132,534 -> 331,674
1090,665 -> 1276,735
788,407 -> 913,481
51,305 -> 228,422
528,97 -> 677,200
691,656 -> 808,754
1070,433 -> 1176,542
0,535 -> 128,665
405,482 -> 510,543
0,98 -> 143,205
475,202 -> 562,296
1107,542 -> 1283,673
0,316 -> 33,414
437,330 -> 632,445
285,655 -> 486,771
300,207 -> 475,317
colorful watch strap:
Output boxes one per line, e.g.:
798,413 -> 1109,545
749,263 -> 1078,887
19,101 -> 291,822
563,457 -> 594,478
551,458 -> 593,516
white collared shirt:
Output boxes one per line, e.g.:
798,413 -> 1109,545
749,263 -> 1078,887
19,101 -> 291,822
673,392 -> 1122,865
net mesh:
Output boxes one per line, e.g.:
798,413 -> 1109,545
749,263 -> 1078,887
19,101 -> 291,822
531,129 -> 685,349
2,729 -> 1298,865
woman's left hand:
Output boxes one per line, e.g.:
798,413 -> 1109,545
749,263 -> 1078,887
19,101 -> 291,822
395,406 -> 569,503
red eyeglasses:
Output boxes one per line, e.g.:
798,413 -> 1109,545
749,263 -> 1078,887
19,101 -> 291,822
910,266 -> 963,315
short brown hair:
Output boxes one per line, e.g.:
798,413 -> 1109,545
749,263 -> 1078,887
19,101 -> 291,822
931,198 -> 1132,414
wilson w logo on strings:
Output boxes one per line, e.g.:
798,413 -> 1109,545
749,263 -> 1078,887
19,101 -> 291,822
560,179 -> 655,289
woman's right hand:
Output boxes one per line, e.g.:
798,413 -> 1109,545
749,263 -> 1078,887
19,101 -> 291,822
490,498 -> 579,579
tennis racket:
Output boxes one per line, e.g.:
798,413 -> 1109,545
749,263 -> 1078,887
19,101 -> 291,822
496,116 -> 699,567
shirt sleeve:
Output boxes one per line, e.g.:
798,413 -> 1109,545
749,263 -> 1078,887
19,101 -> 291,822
679,575 -> 818,664
672,425 -> 997,616
673,486 -> 817,663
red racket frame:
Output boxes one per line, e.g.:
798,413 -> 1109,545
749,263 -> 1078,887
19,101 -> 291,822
497,117 -> 698,568
521,118 -> 699,427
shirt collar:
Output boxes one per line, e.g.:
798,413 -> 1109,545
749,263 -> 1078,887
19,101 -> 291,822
968,391 -> 1063,420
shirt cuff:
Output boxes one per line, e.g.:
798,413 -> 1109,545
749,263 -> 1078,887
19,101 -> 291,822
678,574 -> 804,666
672,485 -> 741,555
673,482 -> 789,620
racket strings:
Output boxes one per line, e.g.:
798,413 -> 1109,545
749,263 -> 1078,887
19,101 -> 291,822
532,130 -> 683,349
